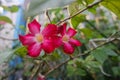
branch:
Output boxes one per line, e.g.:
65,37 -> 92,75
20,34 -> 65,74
56,0 -> 103,25
46,10 -> 52,23
45,37 -> 117,76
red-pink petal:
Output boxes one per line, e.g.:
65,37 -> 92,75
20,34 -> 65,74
42,40 -> 55,53
69,38 -> 82,46
52,36 -> 62,48
67,28 -> 77,37
28,19 -> 41,35
42,24 -> 57,38
63,42 -> 74,54
58,23 -> 67,36
37,74 -> 45,80
28,43 -> 41,57
19,34 -> 35,46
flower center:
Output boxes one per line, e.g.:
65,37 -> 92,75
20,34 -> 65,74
62,35 -> 69,42
35,34 -> 43,42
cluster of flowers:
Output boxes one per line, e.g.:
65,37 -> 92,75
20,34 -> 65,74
19,19 -> 82,57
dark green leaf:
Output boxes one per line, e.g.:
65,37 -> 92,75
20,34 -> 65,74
67,65 -> 86,76
86,61 -> 101,68
112,67 -> 120,76
103,48 -> 117,56
25,0 -> 75,17
91,48 -> 108,64
75,68 -> 86,76
0,16 -> 12,24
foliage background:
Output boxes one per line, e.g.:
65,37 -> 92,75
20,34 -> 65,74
0,0 -> 120,80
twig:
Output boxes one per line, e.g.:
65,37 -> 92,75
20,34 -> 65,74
99,66 -> 111,77
46,10 -> 52,23
56,0 -> 103,25
30,61 -> 44,80
44,38 -> 117,76
90,38 -> 120,42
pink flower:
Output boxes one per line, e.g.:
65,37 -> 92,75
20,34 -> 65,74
37,74 -> 45,80
58,23 -> 82,54
19,19 -> 58,57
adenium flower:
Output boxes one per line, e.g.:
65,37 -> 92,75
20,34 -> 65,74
37,74 -> 45,80
19,19 -> 58,57
58,23 -> 82,54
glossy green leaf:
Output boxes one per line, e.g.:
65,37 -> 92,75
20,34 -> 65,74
0,49 -> 13,65
102,0 -> 120,19
0,16 -> 12,24
25,0 -> 75,17
14,46 -> 27,57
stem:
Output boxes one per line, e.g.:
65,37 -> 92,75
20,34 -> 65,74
56,0 -> 103,25
45,38 -> 117,76
46,10 -> 52,23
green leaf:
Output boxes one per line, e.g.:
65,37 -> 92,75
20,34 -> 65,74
71,14 -> 86,29
76,0 -> 94,5
2,5 -> 19,13
86,61 -> 101,68
112,67 -> 120,76
80,28 -> 93,38
85,55 -> 94,61
67,65 -> 76,77
10,5 -> 19,13
14,46 -> 27,57
67,65 -> 86,76
103,47 -> 117,56
69,1 -> 86,29
0,49 -> 13,65
25,0 -> 75,17
0,16 -> 12,24
47,50 -> 61,61
75,68 -> 86,76
91,48 -> 108,64
102,0 -> 120,19
91,47 -> 117,64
